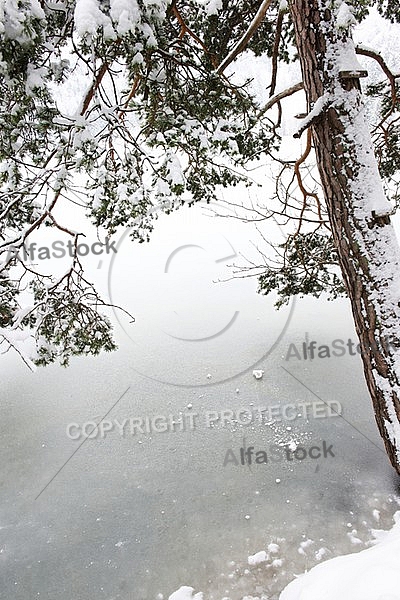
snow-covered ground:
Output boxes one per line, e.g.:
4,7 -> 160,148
280,512 -> 400,600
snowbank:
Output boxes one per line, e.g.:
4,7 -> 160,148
168,586 -> 203,600
280,512 -> 400,600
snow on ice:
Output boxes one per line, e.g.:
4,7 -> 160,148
280,511 -> 400,600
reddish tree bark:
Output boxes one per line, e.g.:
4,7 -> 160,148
289,0 -> 400,474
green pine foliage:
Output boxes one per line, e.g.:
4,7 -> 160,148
0,0 -> 398,365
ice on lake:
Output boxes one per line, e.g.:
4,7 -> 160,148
2,204 -> 399,600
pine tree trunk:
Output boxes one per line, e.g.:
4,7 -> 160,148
289,0 -> 400,474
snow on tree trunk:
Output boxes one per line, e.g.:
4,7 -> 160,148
289,0 -> 400,474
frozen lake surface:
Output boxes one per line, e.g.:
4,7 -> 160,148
2,205 -> 400,600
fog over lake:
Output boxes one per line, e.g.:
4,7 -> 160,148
2,202 -> 400,600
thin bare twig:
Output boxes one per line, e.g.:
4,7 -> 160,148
257,82 -> 304,119
269,8 -> 285,97
356,46 -> 399,106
